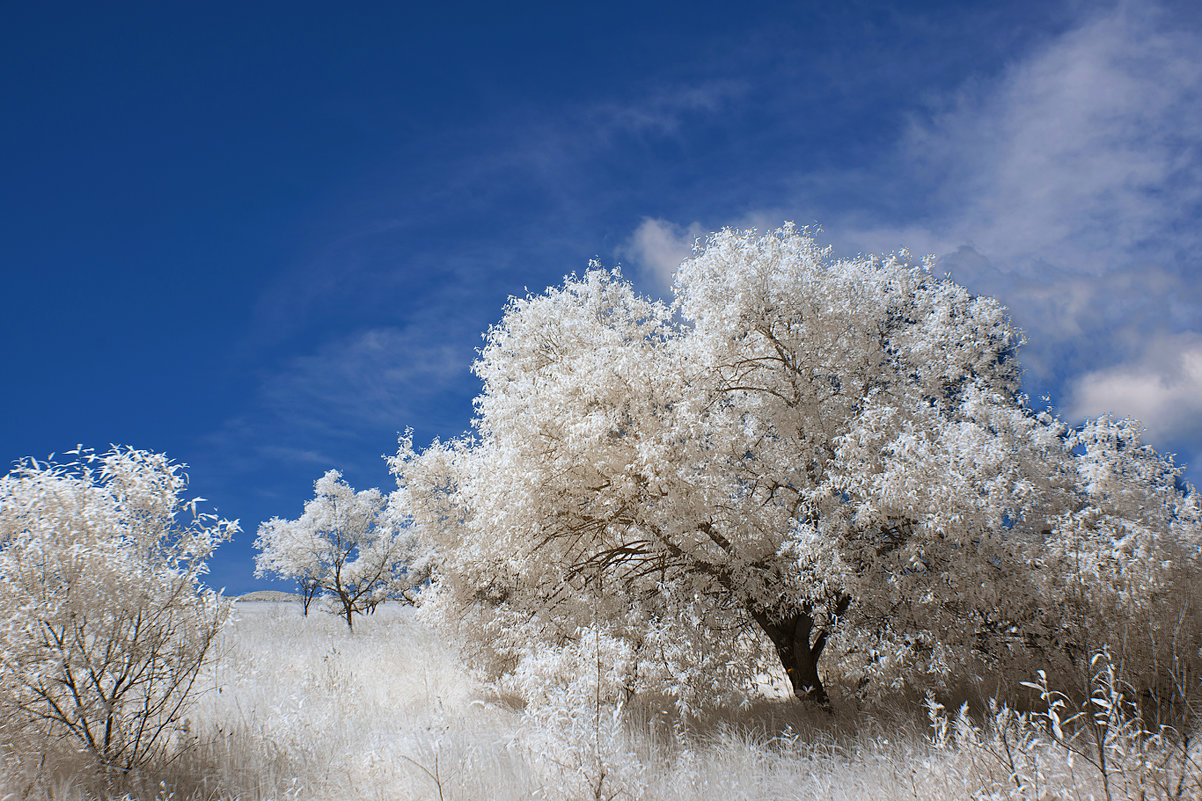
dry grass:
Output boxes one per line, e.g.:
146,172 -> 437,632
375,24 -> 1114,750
3,602 -> 1197,800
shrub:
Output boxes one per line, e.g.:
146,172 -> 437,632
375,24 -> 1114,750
0,446 -> 236,775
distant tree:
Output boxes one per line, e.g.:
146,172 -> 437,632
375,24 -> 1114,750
0,446 -> 236,773
300,575 -> 320,616
253,513 -> 323,616
254,470 -> 420,630
392,225 -> 1201,710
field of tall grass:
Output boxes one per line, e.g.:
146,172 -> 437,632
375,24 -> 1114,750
3,601 -> 1198,800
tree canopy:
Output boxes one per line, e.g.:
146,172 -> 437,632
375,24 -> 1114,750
254,470 -> 422,629
392,226 -> 1201,710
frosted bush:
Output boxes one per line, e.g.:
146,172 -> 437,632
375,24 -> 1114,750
0,446 -> 235,774
512,626 -> 648,800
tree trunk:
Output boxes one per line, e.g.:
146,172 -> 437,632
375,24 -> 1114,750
752,595 -> 850,707
337,591 -> 354,630
301,581 -> 317,616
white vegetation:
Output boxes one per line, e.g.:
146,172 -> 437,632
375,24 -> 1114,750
6,604 -> 1196,801
392,225 -> 1202,714
3,226 -> 1199,799
0,446 -> 235,774
254,470 -> 423,629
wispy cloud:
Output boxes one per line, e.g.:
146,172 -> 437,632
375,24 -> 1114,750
911,4 -> 1202,454
199,322 -> 478,510
584,82 -> 744,139
825,4 -> 1201,275
259,326 -> 467,434
245,79 -> 746,351
905,3 -> 1202,274
826,8 -> 1201,376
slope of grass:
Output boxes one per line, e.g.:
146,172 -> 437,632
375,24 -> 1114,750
4,602 -> 1197,800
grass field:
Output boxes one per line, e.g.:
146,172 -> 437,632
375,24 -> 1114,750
3,601 -> 1197,800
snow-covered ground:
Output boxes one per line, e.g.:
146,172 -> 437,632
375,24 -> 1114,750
183,603 -> 926,801
5,601 -> 1195,800
187,602 -> 531,800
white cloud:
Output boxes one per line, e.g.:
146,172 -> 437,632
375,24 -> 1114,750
1068,333 -> 1202,446
900,4 -> 1202,278
260,327 -> 467,433
815,4 -> 1202,410
932,251 -> 1201,377
622,218 -> 706,290
649,6 -> 1202,352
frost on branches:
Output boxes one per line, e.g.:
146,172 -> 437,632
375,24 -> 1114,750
0,446 -> 236,772
254,470 -> 423,629
392,225 -> 1202,711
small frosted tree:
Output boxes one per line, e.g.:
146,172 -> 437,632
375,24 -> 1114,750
253,515 -> 323,616
393,225 -> 1201,711
0,446 -> 236,773
254,470 -> 420,629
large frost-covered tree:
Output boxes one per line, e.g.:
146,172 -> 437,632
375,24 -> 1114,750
254,470 -> 421,629
393,226 -> 1201,708
0,447 -> 236,771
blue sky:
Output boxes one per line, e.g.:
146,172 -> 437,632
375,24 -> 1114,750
3,1 -> 1200,594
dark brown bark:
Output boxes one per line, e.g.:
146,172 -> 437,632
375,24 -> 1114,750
752,594 -> 850,706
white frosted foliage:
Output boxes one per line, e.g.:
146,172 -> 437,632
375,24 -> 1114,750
392,226 -> 1201,712
0,446 -> 236,771
254,469 -> 423,629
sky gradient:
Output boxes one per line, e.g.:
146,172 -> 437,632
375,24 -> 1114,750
3,0 -> 1201,594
